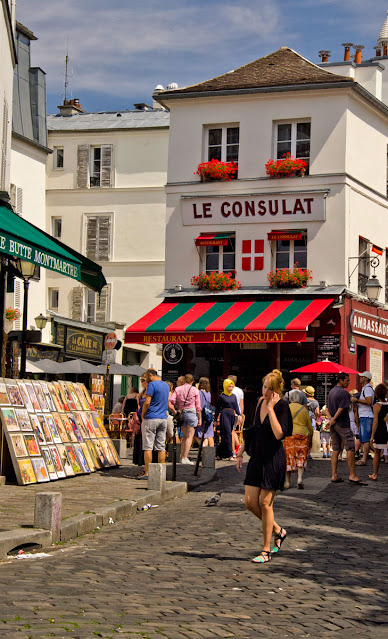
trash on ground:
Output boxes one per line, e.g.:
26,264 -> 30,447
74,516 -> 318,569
295,548 -> 307,552
9,552 -> 52,560
138,504 -> 151,511
108,518 -> 115,524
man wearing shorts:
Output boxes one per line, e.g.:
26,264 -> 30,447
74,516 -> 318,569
140,369 -> 169,479
351,371 -> 374,466
327,373 -> 366,485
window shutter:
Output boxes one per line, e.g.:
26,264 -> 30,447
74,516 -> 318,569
95,284 -> 110,323
9,183 -> 16,209
14,280 -> 22,330
86,216 -> 98,260
77,144 -> 89,189
97,216 -> 111,261
16,187 -> 23,216
101,145 -> 112,187
71,287 -> 84,321
1,98 -> 9,190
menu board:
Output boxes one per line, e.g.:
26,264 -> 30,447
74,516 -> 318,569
316,335 -> 340,406
0,379 -> 120,486
91,374 -> 105,420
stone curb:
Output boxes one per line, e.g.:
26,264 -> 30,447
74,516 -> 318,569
0,528 -> 52,559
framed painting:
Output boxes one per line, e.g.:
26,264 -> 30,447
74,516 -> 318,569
74,443 -> 90,473
31,457 -> 49,483
65,444 -> 83,474
17,459 -> 36,485
92,439 -> 110,467
60,382 -> 76,411
67,382 -> 83,411
33,382 -> 49,412
47,382 -> 64,412
49,445 -> 66,479
9,433 -> 28,457
56,443 -> 75,477
90,412 -> 103,438
16,382 -> 34,412
79,384 -> 94,410
45,414 -> 62,444
67,413 -> 83,443
37,413 -> 53,444
80,412 -> 96,438
15,409 -> 33,431
106,438 -> 121,466
30,413 -> 46,445
40,446 -> 58,480
25,382 -> 41,411
80,442 -> 95,471
0,382 -> 10,405
73,383 -> 90,411
40,382 -> 56,412
5,381 -> 24,407
86,440 -> 103,469
60,414 -> 77,443
73,412 -> 89,439
24,433 -> 40,456
1,408 -> 19,431
54,382 -> 69,411
52,413 -> 69,443
100,439 -> 115,466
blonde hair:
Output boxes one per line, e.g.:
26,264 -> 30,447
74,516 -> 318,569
263,369 -> 285,396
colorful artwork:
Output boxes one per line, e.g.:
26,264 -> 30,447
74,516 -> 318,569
17,459 -> 36,484
6,383 -> 24,407
73,412 -> 89,439
56,444 -> 75,476
40,446 -> 57,480
65,444 -> 83,474
16,382 -> 34,412
37,413 -> 53,443
80,412 -> 96,437
30,413 -> 46,445
2,408 -> 19,431
100,439 -> 115,465
79,384 -> 94,410
24,433 -> 40,456
86,440 -> 103,469
0,383 -> 10,405
74,443 -> 90,473
80,442 -> 95,470
45,414 -> 62,444
10,433 -> 28,457
60,382 -> 77,411
33,382 -> 49,412
15,409 -> 32,431
52,413 -> 69,443
41,382 -> 56,412
90,412 -> 103,437
67,413 -> 83,443
31,457 -> 49,482
54,382 -> 69,411
106,438 -> 122,466
48,383 -> 64,412
25,382 -> 41,411
67,382 -> 83,411
49,445 -> 66,479
74,383 -> 90,411
60,413 -> 77,443
93,439 -> 109,467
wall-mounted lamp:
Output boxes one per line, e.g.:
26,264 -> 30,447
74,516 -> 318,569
348,256 -> 382,302
34,314 -> 48,330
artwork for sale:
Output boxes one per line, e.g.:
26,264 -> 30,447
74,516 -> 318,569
40,446 -> 57,480
0,382 -> 10,405
54,382 -> 69,411
93,413 -> 108,437
67,382 -> 83,411
6,382 -> 24,407
80,384 -> 94,410
80,442 -> 95,471
74,443 -> 90,473
45,414 -> 62,444
73,412 -> 89,439
56,443 -> 75,476
17,459 -> 36,484
60,382 -> 76,411
93,439 -> 110,467
80,412 -> 96,438
16,382 -> 34,412
15,409 -> 32,431
100,439 -> 115,465
90,412 -> 103,437
74,384 -> 90,411
86,440 -> 103,469
25,382 -> 41,411
49,445 -> 66,479
48,383 -> 64,412
65,444 -> 83,474
29,413 -> 46,445
9,433 -> 28,457
52,413 -> 69,443
67,413 -> 83,443
106,438 -> 122,466
59,413 -> 77,443
2,408 -> 19,431
33,382 -> 49,412
31,457 -> 49,483
37,413 -> 53,444
41,382 -> 56,412
24,433 -> 40,456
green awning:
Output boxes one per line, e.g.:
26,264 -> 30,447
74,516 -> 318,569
0,204 -> 106,293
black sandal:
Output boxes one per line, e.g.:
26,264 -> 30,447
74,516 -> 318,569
252,550 -> 272,563
272,527 -> 287,554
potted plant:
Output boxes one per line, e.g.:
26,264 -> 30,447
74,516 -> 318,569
195,159 -> 238,182
267,266 -> 312,288
265,153 -> 307,178
4,307 -> 21,332
191,271 -> 241,291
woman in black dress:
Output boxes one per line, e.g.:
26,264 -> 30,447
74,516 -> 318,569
215,379 -> 240,460
368,383 -> 388,481
236,369 -> 291,564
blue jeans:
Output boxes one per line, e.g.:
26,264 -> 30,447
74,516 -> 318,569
358,417 -> 373,443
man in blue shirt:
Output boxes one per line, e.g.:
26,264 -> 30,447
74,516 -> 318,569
140,368 -> 169,479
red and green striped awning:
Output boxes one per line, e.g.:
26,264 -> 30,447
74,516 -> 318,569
125,298 -> 334,345
195,232 -> 234,246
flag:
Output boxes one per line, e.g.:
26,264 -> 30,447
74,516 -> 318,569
372,245 -> 383,256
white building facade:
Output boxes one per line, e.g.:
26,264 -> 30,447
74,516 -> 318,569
0,0 -> 16,194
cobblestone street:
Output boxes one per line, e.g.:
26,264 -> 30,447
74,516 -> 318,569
0,457 -> 387,639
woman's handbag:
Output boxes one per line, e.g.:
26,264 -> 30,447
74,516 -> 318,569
174,387 -> 192,428
128,411 -> 141,435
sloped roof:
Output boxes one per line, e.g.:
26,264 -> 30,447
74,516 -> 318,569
158,47 -> 353,97
47,109 -> 170,132
378,10 -> 388,44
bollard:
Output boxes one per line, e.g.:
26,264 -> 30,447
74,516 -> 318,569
0,476 -> 5,486
202,447 -> 216,468
111,438 -> 127,459
311,430 -> 321,454
148,463 -> 166,492
34,492 -> 62,543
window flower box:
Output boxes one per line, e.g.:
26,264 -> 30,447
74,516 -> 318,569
195,159 -> 238,182
265,153 -> 307,179
267,266 -> 312,288
191,271 -> 241,291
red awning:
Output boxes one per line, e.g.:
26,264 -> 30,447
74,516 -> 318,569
125,297 -> 334,345
195,232 -> 234,246
267,232 -> 303,241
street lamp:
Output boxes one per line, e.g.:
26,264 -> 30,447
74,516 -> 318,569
34,313 -> 48,330
348,255 -> 382,302
18,260 -> 36,378
365,274 -> 382,301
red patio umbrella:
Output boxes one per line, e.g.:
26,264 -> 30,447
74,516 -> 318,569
291,359 -> 360,403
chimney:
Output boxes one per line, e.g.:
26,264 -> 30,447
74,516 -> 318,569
374,46 -> 382,56
318,50 -> 331,62
341,43 -> 354,61
382,40 -> 388,56
57,98 -> 85,116
353,44 -> 364,64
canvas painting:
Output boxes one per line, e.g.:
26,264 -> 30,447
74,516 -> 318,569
31,457 -> 49,483
67,382 -> 83,411
106,438 -> 121,466
40,446 -> 57,480
54,382 -> 69,411
67,413 -> 83,443
60,382 -> 77,411
15,409 -> 32,431
16,382 -> 34,412
6,383 -> 24,407
41,382 -> 56,412
80,442 -> 95,471
80,384 -> 94,410
65,444 -> 83,474
73,412 -> 89,439
33,382 -> 49,412
56,443 -> 75,476
74,383 -> 90,411
49,445 -> 66,479
86,439 -> 103,469
100,439 -> 115,465
0,383 -> 10,405
80,412 -> 96,438
74,443 -> 90,473
2,408 -> 19,431
59,413 -> 77,443
30,413 -> 46,445
17,459 -> 36,485
93,439 -> 110,467
90,412 -> 103,437
52,413 -> 69,443
48,382 -> 64,412
10,433 -> 28,457
45,414 -> 62,444
37,413 -> 53,444
24,433 -> 40,456
25,382 -> 41,411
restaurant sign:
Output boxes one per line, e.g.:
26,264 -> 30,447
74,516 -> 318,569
351,310 -> 388,343
182,192 -> 326,226
128,330 -> 306,344
66,328 -> 104,359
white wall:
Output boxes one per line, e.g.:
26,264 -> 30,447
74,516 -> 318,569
0,1 -> 16,191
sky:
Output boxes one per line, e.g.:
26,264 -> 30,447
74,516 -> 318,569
16,0 -> 388,115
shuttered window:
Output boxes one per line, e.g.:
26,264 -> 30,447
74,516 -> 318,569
77,144 -> 113,189
71,287 -> 83,321
85,215 -> 112,261
14,280 -> 22,330
95,285 -> 110,323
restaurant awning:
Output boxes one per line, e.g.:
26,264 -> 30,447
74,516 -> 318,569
195,232 -> 234,246
0,204 -> 106,292
125,297 -> 334,344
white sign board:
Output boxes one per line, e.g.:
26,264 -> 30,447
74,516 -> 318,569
181,192 -> 326,226
370,348 -> 383,388
102,349 -> 116,365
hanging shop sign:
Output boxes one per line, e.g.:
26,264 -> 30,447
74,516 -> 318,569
66,328 -> 104,360
163,343 -> 184,364
351,310 -> 388,343
182,192 -> 327,226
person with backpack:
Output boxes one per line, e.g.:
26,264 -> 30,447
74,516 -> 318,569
194,377 -> 215,448
352,371 -> 374,466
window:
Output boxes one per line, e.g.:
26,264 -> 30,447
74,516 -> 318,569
53,147 -> 64,170
207,126 -> 239,163
274,236 -> 307,270
48,289 -> 59,310
90,146 -> 101,187
70,285 -> 110,323
1,97 -> 9,190
276,121 -> 310,173
85,289 -> 96,323
358,237 -> 370,295
51,217 -> 62,239
203,237 -> 236,275
85,215 -> 112,261
77,144 -> 113,189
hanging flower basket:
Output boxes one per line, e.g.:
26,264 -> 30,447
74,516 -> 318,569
195,159 -> 238,182
5,307 -> 21,321
265,153 -> 307,178
267,266 -> 312,288
191,271 -> 241,291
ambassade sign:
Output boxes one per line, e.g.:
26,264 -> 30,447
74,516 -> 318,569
351,310 -> 388,343
181,192 -> 326,226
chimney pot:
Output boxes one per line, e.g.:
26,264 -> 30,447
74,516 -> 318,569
318,50 -> 331,62
374,46 -> 382,56
341,43 -> 354,62
353,44 -> 364,64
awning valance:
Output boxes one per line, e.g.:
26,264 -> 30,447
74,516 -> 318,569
125,298 -> 334,344
195,232 -> 234,247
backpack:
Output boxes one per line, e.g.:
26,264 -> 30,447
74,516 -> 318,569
200,390 -> 215,426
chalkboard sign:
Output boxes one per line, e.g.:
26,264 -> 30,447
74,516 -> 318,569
316,335 -> 340,406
